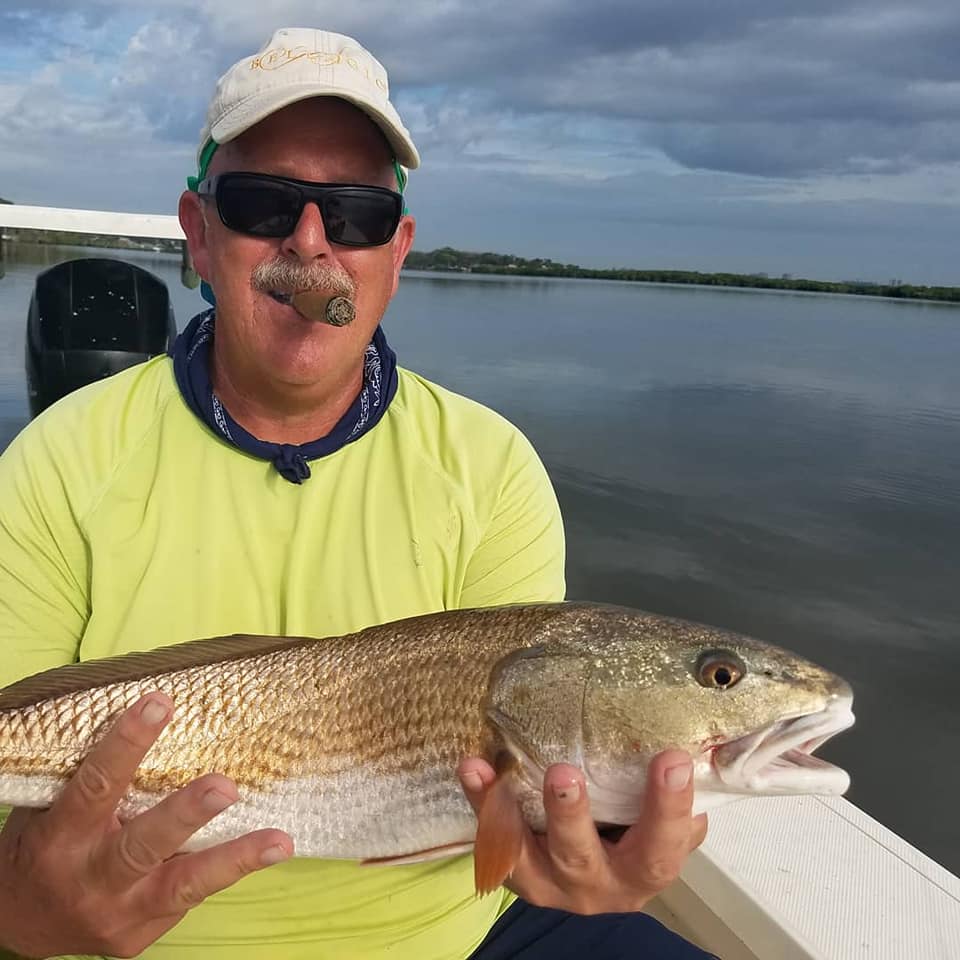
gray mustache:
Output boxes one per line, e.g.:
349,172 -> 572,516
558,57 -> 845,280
252,259 -> 356,298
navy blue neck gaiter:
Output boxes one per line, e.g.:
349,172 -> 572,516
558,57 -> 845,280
170,309 -> 399,484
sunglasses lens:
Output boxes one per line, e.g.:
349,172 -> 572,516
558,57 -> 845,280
218,178 -> 302,237
325,190 -> 400,246
211,176 -> 402,245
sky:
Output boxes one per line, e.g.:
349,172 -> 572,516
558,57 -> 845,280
0,1 -> 958,284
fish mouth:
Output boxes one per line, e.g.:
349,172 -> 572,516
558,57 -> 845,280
712,694 -> 855,795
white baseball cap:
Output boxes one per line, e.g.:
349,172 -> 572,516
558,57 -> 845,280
196,28 -> 420,177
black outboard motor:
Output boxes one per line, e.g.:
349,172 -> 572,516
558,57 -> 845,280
26,258 -> 177,417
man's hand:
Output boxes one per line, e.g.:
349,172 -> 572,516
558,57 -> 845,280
0,693 -> 293,959
457,750 -> 707,914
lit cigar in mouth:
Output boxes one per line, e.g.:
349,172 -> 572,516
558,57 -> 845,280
290,291 -> 356,326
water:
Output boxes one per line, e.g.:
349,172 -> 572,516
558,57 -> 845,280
2,243 -> 959,876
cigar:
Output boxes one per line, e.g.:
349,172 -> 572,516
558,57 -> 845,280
291,291 -> 356,326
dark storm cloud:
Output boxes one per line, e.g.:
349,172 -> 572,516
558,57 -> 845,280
11,0 -> 960,177
368,0 -> 844,84
655,119 -> 960,178
358,0 -> 960,178
4,0 -> 960,182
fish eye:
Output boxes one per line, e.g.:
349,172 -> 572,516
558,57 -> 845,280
695,650 -> 746,690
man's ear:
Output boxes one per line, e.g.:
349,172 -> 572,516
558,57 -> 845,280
179,191 -> 211,281
389,215 -> 416,296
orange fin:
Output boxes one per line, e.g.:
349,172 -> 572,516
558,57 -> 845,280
361,841 -> 475,867
473,769 -> 525,897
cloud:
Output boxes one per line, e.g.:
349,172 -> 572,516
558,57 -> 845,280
110,20 -> 217,144
5,0 -> 960,183
2,1 -> 959,282
652,119 -> 960,178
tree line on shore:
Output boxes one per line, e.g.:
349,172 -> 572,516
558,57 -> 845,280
405,248 -> 960,303
1,216 -> 956,303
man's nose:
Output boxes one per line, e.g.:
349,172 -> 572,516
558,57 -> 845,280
281,202 -> 334,261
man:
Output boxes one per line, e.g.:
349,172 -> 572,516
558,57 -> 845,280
0,28 -> 712,959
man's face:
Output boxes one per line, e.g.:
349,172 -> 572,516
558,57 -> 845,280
179,98 -> 415,404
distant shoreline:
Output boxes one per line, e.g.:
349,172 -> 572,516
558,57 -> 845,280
3,232 -> 958,304
404,248 -> 960,304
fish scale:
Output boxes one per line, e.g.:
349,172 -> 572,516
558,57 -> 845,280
0,602 -> 855,891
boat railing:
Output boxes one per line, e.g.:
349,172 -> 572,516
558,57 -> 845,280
0,203 -> 194,285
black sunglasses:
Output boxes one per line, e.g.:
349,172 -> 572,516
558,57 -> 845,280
197,172 -> 404,247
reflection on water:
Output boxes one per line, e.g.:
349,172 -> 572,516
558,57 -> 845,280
1,244 -> 959,874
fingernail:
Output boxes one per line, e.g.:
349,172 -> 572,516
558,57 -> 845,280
260,845 -> 290,866
461,771 -> 484,793
202,788 -> 235,814
141,699 -> 170,725
665,761 -> 692,791
551,780 -> 581,805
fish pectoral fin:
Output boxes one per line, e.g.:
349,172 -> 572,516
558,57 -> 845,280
360,841 -> 475,867
473,772 -> 525,897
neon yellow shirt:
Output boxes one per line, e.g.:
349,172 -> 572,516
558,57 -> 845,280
0,356 -> 565,960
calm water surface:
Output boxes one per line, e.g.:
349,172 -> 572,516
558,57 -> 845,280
2,244 -> 958,875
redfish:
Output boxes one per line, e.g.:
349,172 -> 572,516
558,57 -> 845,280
0,602 -> 854,893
